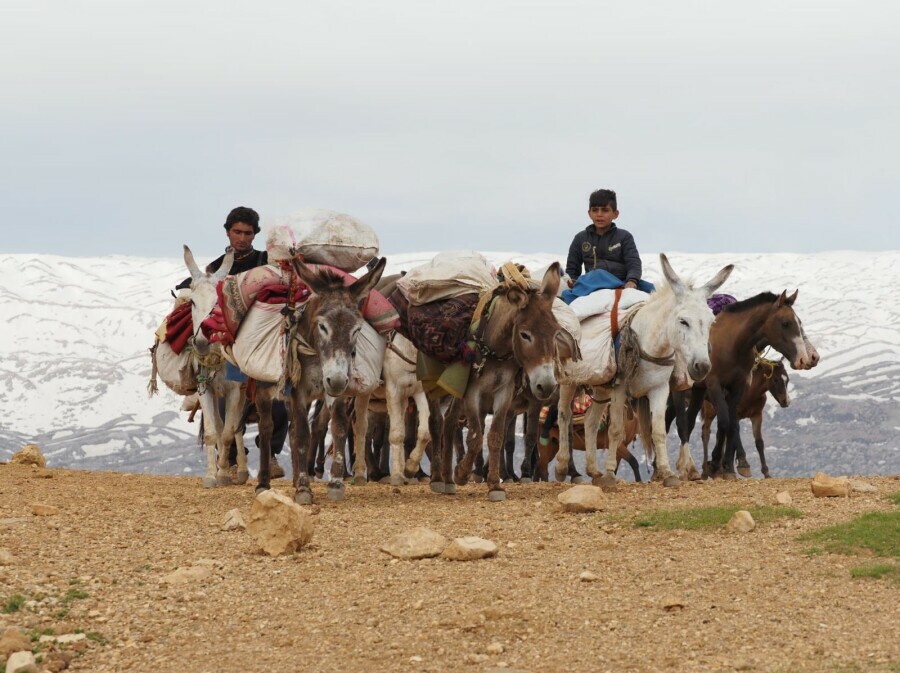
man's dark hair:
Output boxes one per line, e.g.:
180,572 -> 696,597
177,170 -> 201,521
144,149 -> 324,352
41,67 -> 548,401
589,189 -> 617,210
223,206 -> 260,233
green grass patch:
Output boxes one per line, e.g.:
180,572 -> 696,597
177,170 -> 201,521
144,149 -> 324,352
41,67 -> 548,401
86,631 -> 107,645
30,628 -> 55,642
887,492 -> 900,506
850,563 -> 898,580
800,511 -> 900,558
633,505 -> 803,530
63,588 -> 89,602
2,594 -> 26,614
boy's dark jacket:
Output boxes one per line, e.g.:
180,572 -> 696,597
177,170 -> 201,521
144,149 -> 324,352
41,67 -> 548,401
565,223 -> 642,284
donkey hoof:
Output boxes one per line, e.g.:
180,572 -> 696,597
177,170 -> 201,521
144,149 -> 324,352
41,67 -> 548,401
351,475 -> 367,487
595,472 -> 618,489
430,481 -> 445,494
763,472 -> 772,479
215,474 -> 232,487
454,470 -> 470,487
737,466 -> 752,478
202,477 -> 218,489
519,477 -> 533,485
236,470 -> 250,485
487,489 -> 507,502
254,484 -> 270,495
294,490 -> 313,505
443,483 -> 457,495
572,475 -> 589,484
472,473 -> 484,483
722,472 -> 737,481
554,468 -> 569,483
389,474 -> 405,487
663,475 -> 681,488
327,483 -> 346,501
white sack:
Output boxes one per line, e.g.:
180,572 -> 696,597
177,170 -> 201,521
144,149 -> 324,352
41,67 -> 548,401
559,313 -> 617,386
552,297 -> 582,344
397,250 -> 495,306
266,209 -> 379,272
232,301 -> 286,383
155,340 -> 196,396
349,321 -> 386,394
568,287 -> 649,321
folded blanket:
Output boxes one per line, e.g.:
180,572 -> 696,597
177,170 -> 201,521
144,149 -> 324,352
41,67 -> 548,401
163,301 -> 193,355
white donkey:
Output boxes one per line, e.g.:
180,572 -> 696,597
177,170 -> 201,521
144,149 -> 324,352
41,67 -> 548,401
150,246 -> 247,488
555,254 -> 734,488
380,332 -> 431,485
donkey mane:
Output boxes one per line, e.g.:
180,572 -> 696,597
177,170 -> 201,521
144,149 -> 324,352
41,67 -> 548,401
721,291 -> 778,314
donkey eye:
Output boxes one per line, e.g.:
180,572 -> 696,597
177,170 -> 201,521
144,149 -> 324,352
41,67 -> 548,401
679,319 -> 689,327
519,331 -> 532,342
781,320 -> 791,329
318,323 -> 329,335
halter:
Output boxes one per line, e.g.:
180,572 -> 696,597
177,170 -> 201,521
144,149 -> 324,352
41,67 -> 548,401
752,348 -> 778,380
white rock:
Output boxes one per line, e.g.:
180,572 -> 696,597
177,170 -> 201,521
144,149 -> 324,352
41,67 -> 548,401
0,550 -> 13,566
775,491 -> 793,505
5,650 -> 37,673
38,633 -> 86,644
379,528 -> 448,560
486,642 -> 505,655
557,485 -> 605,513
579,571 -> 599,582
246,490 -> 316,556
10,445 -> 46,469
221,509 -> 246,531
161,565 -> 212,586
849,479 -> 878,494
30,504 -> 59,517
726,510 -> 756,533
811,472 -> 850,498
441,536 -> 498,561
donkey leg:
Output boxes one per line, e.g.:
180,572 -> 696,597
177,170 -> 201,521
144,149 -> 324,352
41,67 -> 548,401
405,390 -> 430,480
287,388 -> 313,504
751,414 -> 771,478
326,398 -> 350,501
386,388 -> 408,485
438,397 -> 459,494
583,400 -> 606,478
736,422 -> 752,477
648,388 -> 679,487
350,394 -> 371,486
486,406 -> 512,501
597,390 -> 626,487
223,384 -> 249,485
427,396 -> 446,493
198,391 -> 222,488
255,388 -> 275,494
555,385 -> 576,482
455,398 -> 482,486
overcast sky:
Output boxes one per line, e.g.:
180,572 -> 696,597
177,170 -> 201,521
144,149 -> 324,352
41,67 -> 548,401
2,0 -> 898,260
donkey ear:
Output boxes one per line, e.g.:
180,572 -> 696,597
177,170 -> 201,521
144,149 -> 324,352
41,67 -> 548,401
785,289 -> 798,306
699,263 -> 734,297
660,253 -> 685,295
215,250 -> 235,281
541,262 -> 561,298
349,256 -> 387,304
183,245 -> 201,281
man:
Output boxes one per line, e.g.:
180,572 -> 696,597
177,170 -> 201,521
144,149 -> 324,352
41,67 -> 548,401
178,206 -> 288,479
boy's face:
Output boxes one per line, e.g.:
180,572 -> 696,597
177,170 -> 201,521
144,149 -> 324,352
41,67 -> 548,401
588,204 -> 618,231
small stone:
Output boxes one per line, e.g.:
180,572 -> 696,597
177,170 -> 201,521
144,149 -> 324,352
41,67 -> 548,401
30,504 -> 59,517
441,536 -> 498,561
0,550 -> 14,566
246,490 -> 316,556
775,491 -> 793,505
221,509 -> 246,531
486,642 -> 505,655
557,485 -> 605,513
579,571 -> 599,582
5,650 -> 37,673
0,627 -> 32,658
10,445 -> 46,468
849,479 -> 878,494
379,528 -> 448,560
409,655 -> 423,663
160,565 -> 211,586
662,596 -> 686,611
726,510 -> 755,533
32,469 -> 54,479
811,472 -> 850,498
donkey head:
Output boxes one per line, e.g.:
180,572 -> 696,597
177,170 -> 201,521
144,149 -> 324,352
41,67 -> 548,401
293,257 -> 386,397
768,359 -> 791,408
503,262 -> 565,401
761,290 -> 816,370
660,253 -> 734,382
183,245 -> 233,355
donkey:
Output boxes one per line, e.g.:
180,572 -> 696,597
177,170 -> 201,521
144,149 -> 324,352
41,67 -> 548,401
681,290 -> 818,478
150,246 -> 248,488
555,254 -> 734,488
700,355 -> 789,478
435,262 -> 578,501
252,257 -> 386,503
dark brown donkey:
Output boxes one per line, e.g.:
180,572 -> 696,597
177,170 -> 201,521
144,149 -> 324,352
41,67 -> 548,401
700,355 -> 790,478
680,290 -> 818,479
434,263 -> 578,500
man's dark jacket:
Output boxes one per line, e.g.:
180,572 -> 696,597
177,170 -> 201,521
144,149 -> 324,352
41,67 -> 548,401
565,224 -> 642,284
176,249 -> 268,290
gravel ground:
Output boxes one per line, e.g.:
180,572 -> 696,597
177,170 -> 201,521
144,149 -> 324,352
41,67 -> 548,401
1,464 -> 899,673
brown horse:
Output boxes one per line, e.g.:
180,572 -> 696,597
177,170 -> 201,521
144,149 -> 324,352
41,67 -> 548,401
680,290 -> 818,479
253,258 -> 386,503
700,355 -> 790,478
434,262 -> 577,500
539,402 -> 642,482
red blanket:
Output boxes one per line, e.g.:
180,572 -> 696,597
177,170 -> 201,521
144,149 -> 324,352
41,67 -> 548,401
164,302 -> 193,355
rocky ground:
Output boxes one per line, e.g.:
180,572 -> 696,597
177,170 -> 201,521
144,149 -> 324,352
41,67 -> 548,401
1,464 -> 899,673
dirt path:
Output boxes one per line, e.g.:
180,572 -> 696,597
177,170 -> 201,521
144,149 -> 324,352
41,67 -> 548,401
1,465 -> 898,673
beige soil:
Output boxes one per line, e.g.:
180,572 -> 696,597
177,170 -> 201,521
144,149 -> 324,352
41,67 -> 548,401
1,464 -> 899,673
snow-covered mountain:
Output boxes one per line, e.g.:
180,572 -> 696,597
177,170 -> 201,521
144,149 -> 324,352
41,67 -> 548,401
1,250 -> 898,477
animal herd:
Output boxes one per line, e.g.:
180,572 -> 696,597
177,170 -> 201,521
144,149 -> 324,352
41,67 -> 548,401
151,246 -> 820,505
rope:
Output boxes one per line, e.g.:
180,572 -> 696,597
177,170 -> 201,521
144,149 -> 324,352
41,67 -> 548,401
147,340 -> 160,397
386,332 -> 417,366
614,309 -> 676,395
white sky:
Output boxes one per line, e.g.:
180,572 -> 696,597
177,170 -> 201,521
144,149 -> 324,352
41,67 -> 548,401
1,0 -> 898,259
